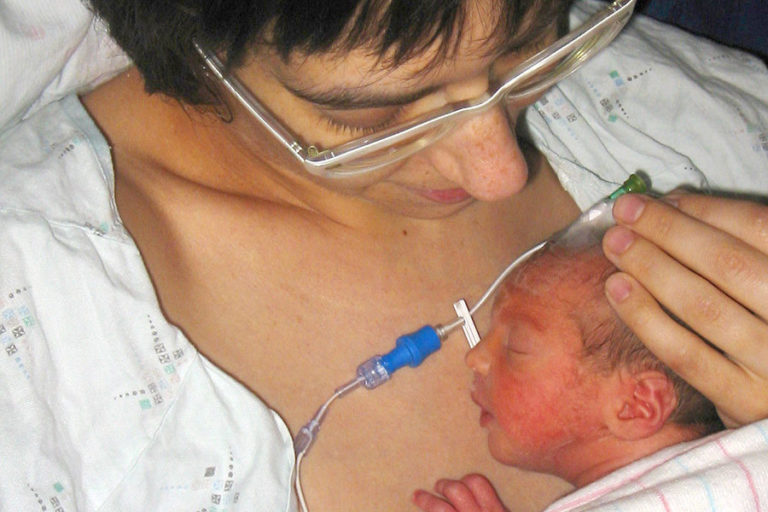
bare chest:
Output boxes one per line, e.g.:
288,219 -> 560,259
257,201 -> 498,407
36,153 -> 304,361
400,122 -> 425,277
116,169 -> 579,511
156,224 -> 571,510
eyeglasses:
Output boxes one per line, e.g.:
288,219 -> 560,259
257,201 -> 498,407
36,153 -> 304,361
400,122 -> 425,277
194,0 -> 636,178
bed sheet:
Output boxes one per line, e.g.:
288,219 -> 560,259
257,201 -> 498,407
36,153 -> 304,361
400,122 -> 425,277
522,0 -> 768,208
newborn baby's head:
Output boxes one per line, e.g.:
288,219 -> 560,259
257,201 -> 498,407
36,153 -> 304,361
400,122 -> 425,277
465,243 -> 723,480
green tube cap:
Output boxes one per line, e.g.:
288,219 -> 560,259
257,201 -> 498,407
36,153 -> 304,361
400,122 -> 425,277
609,173 -> 648,199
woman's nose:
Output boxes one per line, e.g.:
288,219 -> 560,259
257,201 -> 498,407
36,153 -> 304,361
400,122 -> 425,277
428,106 -> 529,201
465,340 -> 491,376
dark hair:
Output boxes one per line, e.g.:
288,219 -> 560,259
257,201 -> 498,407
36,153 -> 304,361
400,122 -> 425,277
511,244 -> 725,436
87,0 -> 571,104
582,304 -> 725,436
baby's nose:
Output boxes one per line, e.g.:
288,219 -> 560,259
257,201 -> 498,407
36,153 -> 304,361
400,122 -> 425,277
465,340 -> 490,375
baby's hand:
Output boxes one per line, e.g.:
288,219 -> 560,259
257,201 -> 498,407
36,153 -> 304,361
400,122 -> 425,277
413,474 -> 509,512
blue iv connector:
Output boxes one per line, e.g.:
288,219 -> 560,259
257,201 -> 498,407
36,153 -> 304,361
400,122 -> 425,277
356,326 -> 441,389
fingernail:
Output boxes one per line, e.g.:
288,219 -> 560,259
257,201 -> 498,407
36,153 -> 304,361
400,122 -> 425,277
606,274 -> 632,303
613,194 -> 646,224
603,226 -> 635,255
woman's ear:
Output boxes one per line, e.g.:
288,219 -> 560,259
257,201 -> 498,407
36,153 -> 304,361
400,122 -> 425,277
606,369 -> 678,440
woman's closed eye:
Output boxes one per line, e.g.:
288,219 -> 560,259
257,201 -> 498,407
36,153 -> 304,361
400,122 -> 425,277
320,105 -> 406,136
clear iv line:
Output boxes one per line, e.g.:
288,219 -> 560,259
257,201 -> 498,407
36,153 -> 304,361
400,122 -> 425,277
292,172 -> 648,512
292,239 -> 548,512
294,376 -> 364,512
438,173 -> 648,339
439,241 -> 548,337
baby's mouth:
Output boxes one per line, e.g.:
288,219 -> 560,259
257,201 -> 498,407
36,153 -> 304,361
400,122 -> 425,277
470,392 -> 493,426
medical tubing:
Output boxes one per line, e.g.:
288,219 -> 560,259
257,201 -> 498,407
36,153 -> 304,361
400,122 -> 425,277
294,376 -> 363,455
553,173 -> 647,248
609,172 -> 646,199
294,376 -> 363,512
438,172 -> 647,338
292,173 -> 647,512
356,325 -> 442,389
437,240 -> 548,338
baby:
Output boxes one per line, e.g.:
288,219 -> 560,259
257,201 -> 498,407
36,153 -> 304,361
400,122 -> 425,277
413,243 -> 724,511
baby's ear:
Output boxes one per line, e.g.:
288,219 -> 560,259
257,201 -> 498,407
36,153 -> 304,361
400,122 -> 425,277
606,369 -> 677,440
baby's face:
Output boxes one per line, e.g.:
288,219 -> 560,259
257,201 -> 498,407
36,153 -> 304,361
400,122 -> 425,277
465,257 -> 614,473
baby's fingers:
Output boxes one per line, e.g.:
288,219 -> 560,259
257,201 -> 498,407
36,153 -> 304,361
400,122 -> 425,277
413,489 -> 460,512
460,474 -> 509,512
413,476 -> 507,512
433,479 -> 483,511
413,479 -> 478,512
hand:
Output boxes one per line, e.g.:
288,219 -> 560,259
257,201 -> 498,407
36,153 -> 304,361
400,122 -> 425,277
602,191 -> 768,427
413,474 -> 509,512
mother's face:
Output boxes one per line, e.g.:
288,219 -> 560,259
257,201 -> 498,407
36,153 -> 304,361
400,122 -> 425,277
216,5 -> 556,218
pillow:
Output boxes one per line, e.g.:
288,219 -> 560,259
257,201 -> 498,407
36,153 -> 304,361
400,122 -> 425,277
0,0 -> 129,132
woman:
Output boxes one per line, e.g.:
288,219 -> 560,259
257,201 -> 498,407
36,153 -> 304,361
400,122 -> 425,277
2,0 -> 766,510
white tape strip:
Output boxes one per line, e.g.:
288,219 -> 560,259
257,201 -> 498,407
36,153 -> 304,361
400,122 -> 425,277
453,299 -> 481,349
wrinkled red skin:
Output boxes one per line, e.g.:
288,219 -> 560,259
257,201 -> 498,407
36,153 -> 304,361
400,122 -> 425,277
467,278 -> 611,476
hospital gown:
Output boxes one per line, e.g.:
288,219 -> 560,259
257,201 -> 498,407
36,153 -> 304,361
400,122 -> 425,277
0,95 -> 297,512
1,1 -> 768,511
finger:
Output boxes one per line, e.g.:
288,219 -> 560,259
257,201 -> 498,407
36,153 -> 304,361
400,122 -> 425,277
611,194 -> 768,322
603,225 -> 768,378
662,192 -> 768,254
434,479 -> 482,512
603,227 -> 768,375
413,490 -> 459,512
605,271 -> 768,424
461,474 -> 509,512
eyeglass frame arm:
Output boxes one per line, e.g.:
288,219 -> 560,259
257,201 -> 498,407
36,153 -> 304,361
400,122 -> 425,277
193,0 -> 635,174
194,41 -> 306,157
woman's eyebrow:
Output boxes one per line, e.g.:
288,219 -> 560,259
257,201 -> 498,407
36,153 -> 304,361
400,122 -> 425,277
283,82 -> 442,109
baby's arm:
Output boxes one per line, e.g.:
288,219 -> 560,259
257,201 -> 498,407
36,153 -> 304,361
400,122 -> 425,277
413,474 -> 509,512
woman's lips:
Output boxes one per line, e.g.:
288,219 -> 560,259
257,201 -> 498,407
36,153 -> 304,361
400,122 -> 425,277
413,186 -> 472,204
